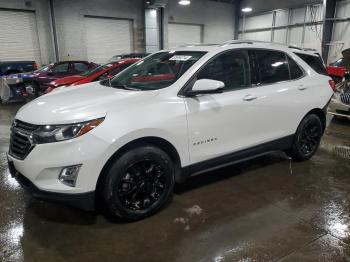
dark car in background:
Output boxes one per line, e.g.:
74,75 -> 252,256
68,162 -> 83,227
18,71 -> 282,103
46,58 -> 139,93
24,60 -> 98,94
0,61 -> 38,76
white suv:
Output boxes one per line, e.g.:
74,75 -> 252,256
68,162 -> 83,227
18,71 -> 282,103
8,41 -> 333,220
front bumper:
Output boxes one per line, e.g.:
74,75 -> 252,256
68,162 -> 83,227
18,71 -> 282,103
8,160 -> 95,210
7,131 -> 111,211
328,96 -> 350,119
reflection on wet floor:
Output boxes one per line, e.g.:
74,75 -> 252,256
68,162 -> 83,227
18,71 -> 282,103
0,103 -> 350,262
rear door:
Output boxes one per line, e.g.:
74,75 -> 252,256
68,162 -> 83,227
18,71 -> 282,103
250,49 -> 307,139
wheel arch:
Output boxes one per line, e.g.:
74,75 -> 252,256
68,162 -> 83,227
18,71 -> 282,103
96,136 -> 183,193
305,108 -> 327,132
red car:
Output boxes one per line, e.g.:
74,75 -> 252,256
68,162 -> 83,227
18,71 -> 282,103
327,57 -> 347,83
46,59 -> 139,93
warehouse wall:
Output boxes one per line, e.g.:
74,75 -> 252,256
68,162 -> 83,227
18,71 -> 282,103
328,0 -> 350,63
239,4 -> 324,54
0,0 -> 55,65
53,0 -> 144,61
164,0 -> 235,48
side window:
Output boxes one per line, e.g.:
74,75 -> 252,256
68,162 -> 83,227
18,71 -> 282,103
197,50 -> 251,91
51,63 -> 69,73
288,56 -> 304,80
74,62 -> 89,73
294,53 -> 328,75
255,50 -> 290,84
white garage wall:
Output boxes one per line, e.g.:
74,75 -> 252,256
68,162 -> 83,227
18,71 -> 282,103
328,1 -> 350,63
53,0 -> 144,61
0,0 -> 54,65
164,0 -> 235,48
239,4 -> 324,54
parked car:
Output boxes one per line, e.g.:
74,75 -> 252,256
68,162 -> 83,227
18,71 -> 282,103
8,41 -> 333,220
25,61 -> 98,95
327,56 -> 348,83
45,59 -> 139,93
0,61 -> 38,77
328,49 -> 350,119
108,52 -> 149,62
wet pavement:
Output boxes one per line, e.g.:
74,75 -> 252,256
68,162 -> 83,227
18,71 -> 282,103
0,103 -> 350,262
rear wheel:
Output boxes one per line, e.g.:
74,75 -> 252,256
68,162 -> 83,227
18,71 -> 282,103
287,114 -> 323,161
100,145 -> 175,221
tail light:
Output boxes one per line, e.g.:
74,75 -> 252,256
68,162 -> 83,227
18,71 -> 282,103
33,63 -> 38,70
328,80 -> 336,91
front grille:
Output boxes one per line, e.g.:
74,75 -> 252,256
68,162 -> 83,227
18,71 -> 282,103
9,120 -> 38,160
340,93 -> 350,105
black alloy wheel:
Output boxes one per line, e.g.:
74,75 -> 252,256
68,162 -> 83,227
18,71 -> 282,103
117,160 -> 167,211
287,114 -> 323,161
100,145 -> 174,221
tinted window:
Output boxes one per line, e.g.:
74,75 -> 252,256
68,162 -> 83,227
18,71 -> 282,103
74,62 -> 89,72
197,50 -> 251,91
52,63 -> 69,73
255,50 -> 290,84
295,53 -> 327,75
288,56 -> 304,79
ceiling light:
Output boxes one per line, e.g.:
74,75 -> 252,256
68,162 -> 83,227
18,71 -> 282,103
242,7 -> 252,13
179,0 -> 191,6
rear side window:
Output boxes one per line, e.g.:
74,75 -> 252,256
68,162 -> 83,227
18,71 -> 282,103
294,53 -> 327,75
288,56 -> 304,79
255,50 -> 290,84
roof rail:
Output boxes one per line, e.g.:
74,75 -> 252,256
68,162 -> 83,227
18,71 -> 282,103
288,45 -> 317,52
221,39 -> 289,47
176,43 -> 219,48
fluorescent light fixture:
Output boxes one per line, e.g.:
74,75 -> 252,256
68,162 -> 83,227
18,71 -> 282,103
179,0 -> 191,6
242,7 -> 253,13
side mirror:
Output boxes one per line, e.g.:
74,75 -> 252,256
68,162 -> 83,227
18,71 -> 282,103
185,79 -> 225,97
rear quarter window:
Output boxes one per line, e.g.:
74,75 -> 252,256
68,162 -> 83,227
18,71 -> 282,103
295,53 -> 328,76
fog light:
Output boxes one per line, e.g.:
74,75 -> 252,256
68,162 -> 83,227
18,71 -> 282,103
59,165 -> 81,187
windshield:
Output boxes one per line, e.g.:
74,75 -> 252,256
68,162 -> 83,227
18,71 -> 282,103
80,63 -> 113,76
35,64 -> 52,73
105,51 -> 206,90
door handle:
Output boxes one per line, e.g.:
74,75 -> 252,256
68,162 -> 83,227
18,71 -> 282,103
298,85 -> 307,90
243,94 -> 257,101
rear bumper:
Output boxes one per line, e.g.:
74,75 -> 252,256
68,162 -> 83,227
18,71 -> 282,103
8,160 -> 95,211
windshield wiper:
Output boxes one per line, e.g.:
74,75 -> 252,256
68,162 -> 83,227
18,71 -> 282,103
111,84 -> 141,91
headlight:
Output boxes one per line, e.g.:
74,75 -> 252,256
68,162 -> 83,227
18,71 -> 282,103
33,118 -> 104,144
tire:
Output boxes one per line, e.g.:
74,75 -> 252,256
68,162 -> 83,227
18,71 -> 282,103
287,114 -> 323,161
100,145 -> 175,221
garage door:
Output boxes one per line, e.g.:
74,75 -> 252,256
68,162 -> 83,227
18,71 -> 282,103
85,17 -> 133,64
168,23 -> 202,49
0,10 -> 41,64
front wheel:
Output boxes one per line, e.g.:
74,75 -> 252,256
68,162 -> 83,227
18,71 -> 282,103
287,114 -> 323,161
100,145 -> 175,221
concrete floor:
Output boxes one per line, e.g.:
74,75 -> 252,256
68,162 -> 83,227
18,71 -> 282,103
1,103 -> 350,262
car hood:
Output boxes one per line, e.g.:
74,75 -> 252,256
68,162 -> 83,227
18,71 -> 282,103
51,75 -> 85,86
16,82 -> 159,125
342,48 -> 350,71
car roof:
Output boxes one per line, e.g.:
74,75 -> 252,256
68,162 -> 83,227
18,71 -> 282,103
166,40 -> 320,56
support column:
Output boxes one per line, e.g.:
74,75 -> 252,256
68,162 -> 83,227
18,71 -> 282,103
234,0 -> 242,40
322,0 -> 336,63
49,0 -> 59,62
